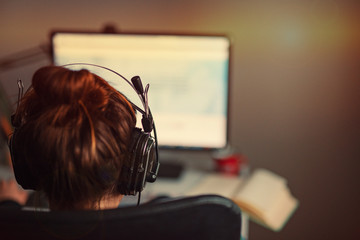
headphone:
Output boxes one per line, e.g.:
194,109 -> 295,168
8,63 -> 160,196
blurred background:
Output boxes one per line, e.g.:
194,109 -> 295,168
0,0 -> 359,239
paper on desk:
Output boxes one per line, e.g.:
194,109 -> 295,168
185,173 -> 243,198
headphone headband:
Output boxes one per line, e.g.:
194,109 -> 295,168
62,63 -> 152,129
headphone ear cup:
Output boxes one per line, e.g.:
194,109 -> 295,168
118,128 -> 156,195
8,128 -> 38,190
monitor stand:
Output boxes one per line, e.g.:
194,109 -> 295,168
157,161 -> 184,179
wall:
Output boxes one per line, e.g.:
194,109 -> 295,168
1,0 -> 359,239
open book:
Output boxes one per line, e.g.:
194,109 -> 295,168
186,168 -> 299,231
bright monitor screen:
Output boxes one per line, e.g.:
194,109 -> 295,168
51,31 -> 230,150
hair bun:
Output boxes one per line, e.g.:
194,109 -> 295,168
32,66 -> 107,108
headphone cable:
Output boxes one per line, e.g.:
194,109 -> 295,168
137,191 -> 141,206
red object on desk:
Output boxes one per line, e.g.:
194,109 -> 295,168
214,154 -> 248,176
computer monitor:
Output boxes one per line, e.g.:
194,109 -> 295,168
50,31 -> 231,153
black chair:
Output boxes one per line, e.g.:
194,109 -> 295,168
0,194 -> 241,240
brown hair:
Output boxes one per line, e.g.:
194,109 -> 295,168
12,66 -> 136,209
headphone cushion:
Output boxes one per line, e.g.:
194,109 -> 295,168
8,130 -> 38,190
118,128 -> 154,195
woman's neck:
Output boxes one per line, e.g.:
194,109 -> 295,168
49,194 -> 123,210
98,195 -> 124,209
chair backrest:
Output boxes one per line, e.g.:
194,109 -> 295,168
0,194 -> 241,240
